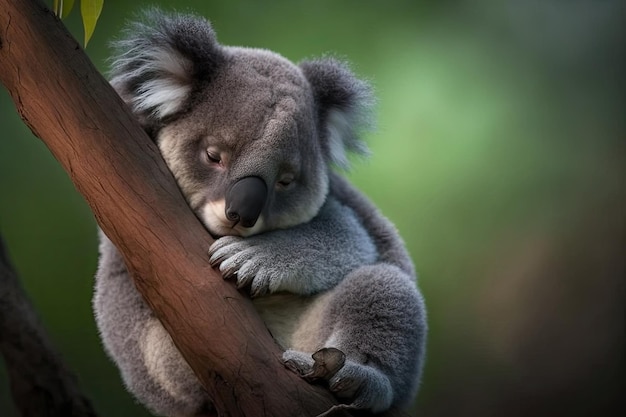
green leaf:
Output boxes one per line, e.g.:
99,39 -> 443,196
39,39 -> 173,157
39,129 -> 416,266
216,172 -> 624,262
52,0 -> 75,18
81,0 -> 104,46
61,0 -> 76,19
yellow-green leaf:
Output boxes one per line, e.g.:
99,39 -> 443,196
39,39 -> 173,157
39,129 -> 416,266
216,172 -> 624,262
61,0 -> 76,19
81,0 -> 104,46
52,0 -> 75,18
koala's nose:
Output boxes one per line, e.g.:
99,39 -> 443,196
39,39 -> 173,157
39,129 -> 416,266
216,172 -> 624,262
225,176 -> 267,228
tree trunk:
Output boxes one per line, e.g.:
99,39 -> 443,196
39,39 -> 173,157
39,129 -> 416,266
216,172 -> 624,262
0,1 -> 409,416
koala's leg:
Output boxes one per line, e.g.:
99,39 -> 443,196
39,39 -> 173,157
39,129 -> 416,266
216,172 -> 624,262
283,264 -> 427,413
93,234 -> 211,417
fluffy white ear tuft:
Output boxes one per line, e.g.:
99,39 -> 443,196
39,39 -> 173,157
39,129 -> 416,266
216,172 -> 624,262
111,45 -> 193,119
108,10 -> 224,125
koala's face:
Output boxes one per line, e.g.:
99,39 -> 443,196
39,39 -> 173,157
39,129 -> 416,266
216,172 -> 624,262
156,50 -> 329,237
110,12 -> 371,237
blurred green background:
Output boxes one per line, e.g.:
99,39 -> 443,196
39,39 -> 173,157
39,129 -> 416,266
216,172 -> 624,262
1,0 -> 624,416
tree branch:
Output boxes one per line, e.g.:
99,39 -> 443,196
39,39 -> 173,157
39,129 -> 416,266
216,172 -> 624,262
0,234 -> 98,417
0,1 -> 409,416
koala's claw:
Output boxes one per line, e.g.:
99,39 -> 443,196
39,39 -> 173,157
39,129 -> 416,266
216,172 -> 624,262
208,235 -> 292,296
307,348 -> 346,381
222,265 -> 238,280
208,236 -> 242,267
208,249 -> 226,268
236,267 -> 257,290
250,286 -> 265,297
283,348 -> 394,413
283,348 -> 346,382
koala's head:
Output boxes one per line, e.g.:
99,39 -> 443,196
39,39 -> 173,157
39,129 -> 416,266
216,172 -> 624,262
110,11 -> 372,237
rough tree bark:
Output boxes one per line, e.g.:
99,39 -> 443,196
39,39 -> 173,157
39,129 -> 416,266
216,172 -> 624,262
0,1 -> 410,416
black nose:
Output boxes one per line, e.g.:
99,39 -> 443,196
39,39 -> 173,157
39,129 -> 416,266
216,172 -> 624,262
225,176 -> 267,228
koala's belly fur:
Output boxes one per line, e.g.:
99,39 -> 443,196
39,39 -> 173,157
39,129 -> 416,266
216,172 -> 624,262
252,292 -> 333,351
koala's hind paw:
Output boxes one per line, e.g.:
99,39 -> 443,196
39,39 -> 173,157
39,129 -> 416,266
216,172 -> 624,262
283,348 -> 394,413
310,348 -> 346,381
284,348 -> 345,382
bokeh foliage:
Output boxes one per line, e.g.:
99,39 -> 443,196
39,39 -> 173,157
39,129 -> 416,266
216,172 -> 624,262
1,1 -> 623,416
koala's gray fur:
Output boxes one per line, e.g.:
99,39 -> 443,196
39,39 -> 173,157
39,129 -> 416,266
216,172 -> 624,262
94,9 -> 427,416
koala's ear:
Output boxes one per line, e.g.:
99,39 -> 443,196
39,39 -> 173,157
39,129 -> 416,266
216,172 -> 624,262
109,9 -> 224,124
300,58 -> 374,169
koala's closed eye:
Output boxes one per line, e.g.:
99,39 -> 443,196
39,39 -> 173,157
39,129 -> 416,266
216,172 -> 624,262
277,173 -> 295,189
206,149 -> 221,164
204,147 -> 228,168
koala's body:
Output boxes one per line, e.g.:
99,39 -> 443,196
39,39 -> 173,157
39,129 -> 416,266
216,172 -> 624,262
94,10 -> 427,416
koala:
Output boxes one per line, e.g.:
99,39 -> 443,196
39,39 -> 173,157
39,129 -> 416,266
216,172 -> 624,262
93,9 -> 427,417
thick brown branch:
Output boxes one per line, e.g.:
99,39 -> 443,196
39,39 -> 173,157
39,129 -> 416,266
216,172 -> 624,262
0,235 -> 98,417
0,1 -> 409,416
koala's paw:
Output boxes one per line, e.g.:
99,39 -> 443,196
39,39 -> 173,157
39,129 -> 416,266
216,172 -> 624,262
283,348 -> 394,414
284,348 -> 346,382
208,235 -> 287,297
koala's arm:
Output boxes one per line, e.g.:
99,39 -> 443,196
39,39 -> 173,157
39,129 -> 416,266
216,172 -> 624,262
328,172 -> 416,278
209,196 -> 378,297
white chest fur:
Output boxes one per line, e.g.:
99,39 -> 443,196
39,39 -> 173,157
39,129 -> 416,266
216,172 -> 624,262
252,292 -> 332,351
